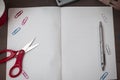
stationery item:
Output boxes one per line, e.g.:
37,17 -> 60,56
14,10 -> 23,18
12,27 -> 21,35
0,38 -> 39,78
101,13 -> 108,23
56,0 -> 79,6
105,44 -> 111,55
0,0 -> 7,26
7,7 -> 117,80
22,70 -> 29,79
100,72 -> 108,80
99,21 -> 106,71
21,17 -> 28,25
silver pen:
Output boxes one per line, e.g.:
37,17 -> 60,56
99,21 -> 106,71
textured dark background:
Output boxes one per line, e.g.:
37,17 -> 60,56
0,0 -> 120,80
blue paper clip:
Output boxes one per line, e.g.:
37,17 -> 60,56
100,72 -> 108,80
12,27 -> 21,35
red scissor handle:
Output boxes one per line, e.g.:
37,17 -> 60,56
0,49 -> 17,63
9,50 -> 25,78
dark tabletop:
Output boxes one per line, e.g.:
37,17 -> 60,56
0,0 -> 120,80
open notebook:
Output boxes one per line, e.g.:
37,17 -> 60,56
7,7 -> 117,80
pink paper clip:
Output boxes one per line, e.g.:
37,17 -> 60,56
14,10 -> 23,18
22,70 -> 29,79
21,17 -> 28,25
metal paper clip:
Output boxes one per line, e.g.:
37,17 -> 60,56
101,13 -> 108,23
105,44 -> 111,55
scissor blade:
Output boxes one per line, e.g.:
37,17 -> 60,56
25,43 -> 39,52
22,38 -> 35,51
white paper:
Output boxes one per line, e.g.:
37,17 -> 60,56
7,7 -> 117,80
61,7 -> 117,80
7,7 -> 61,80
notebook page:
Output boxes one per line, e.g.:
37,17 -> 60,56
7,7 -> 61,80
61,7 -> 117,80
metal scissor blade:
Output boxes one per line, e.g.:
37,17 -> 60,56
22,38 -> 35,51
25,43 -> 39,52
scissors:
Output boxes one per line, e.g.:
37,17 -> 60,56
0,38 -> 39,78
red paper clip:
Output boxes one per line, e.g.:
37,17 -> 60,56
21,17 -> 28,25
14,10 -> 23,18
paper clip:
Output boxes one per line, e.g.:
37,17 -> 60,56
101,13 -> 108,23
14,10 -> 23,18
21,17 -> 28,25
22,70 -> 29,79
105,44 -> 111,55
12,27 -> 21,35
100,72 -> 108,80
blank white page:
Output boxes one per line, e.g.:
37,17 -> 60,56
61,7 -> 117,80
7,7 -> 61,80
